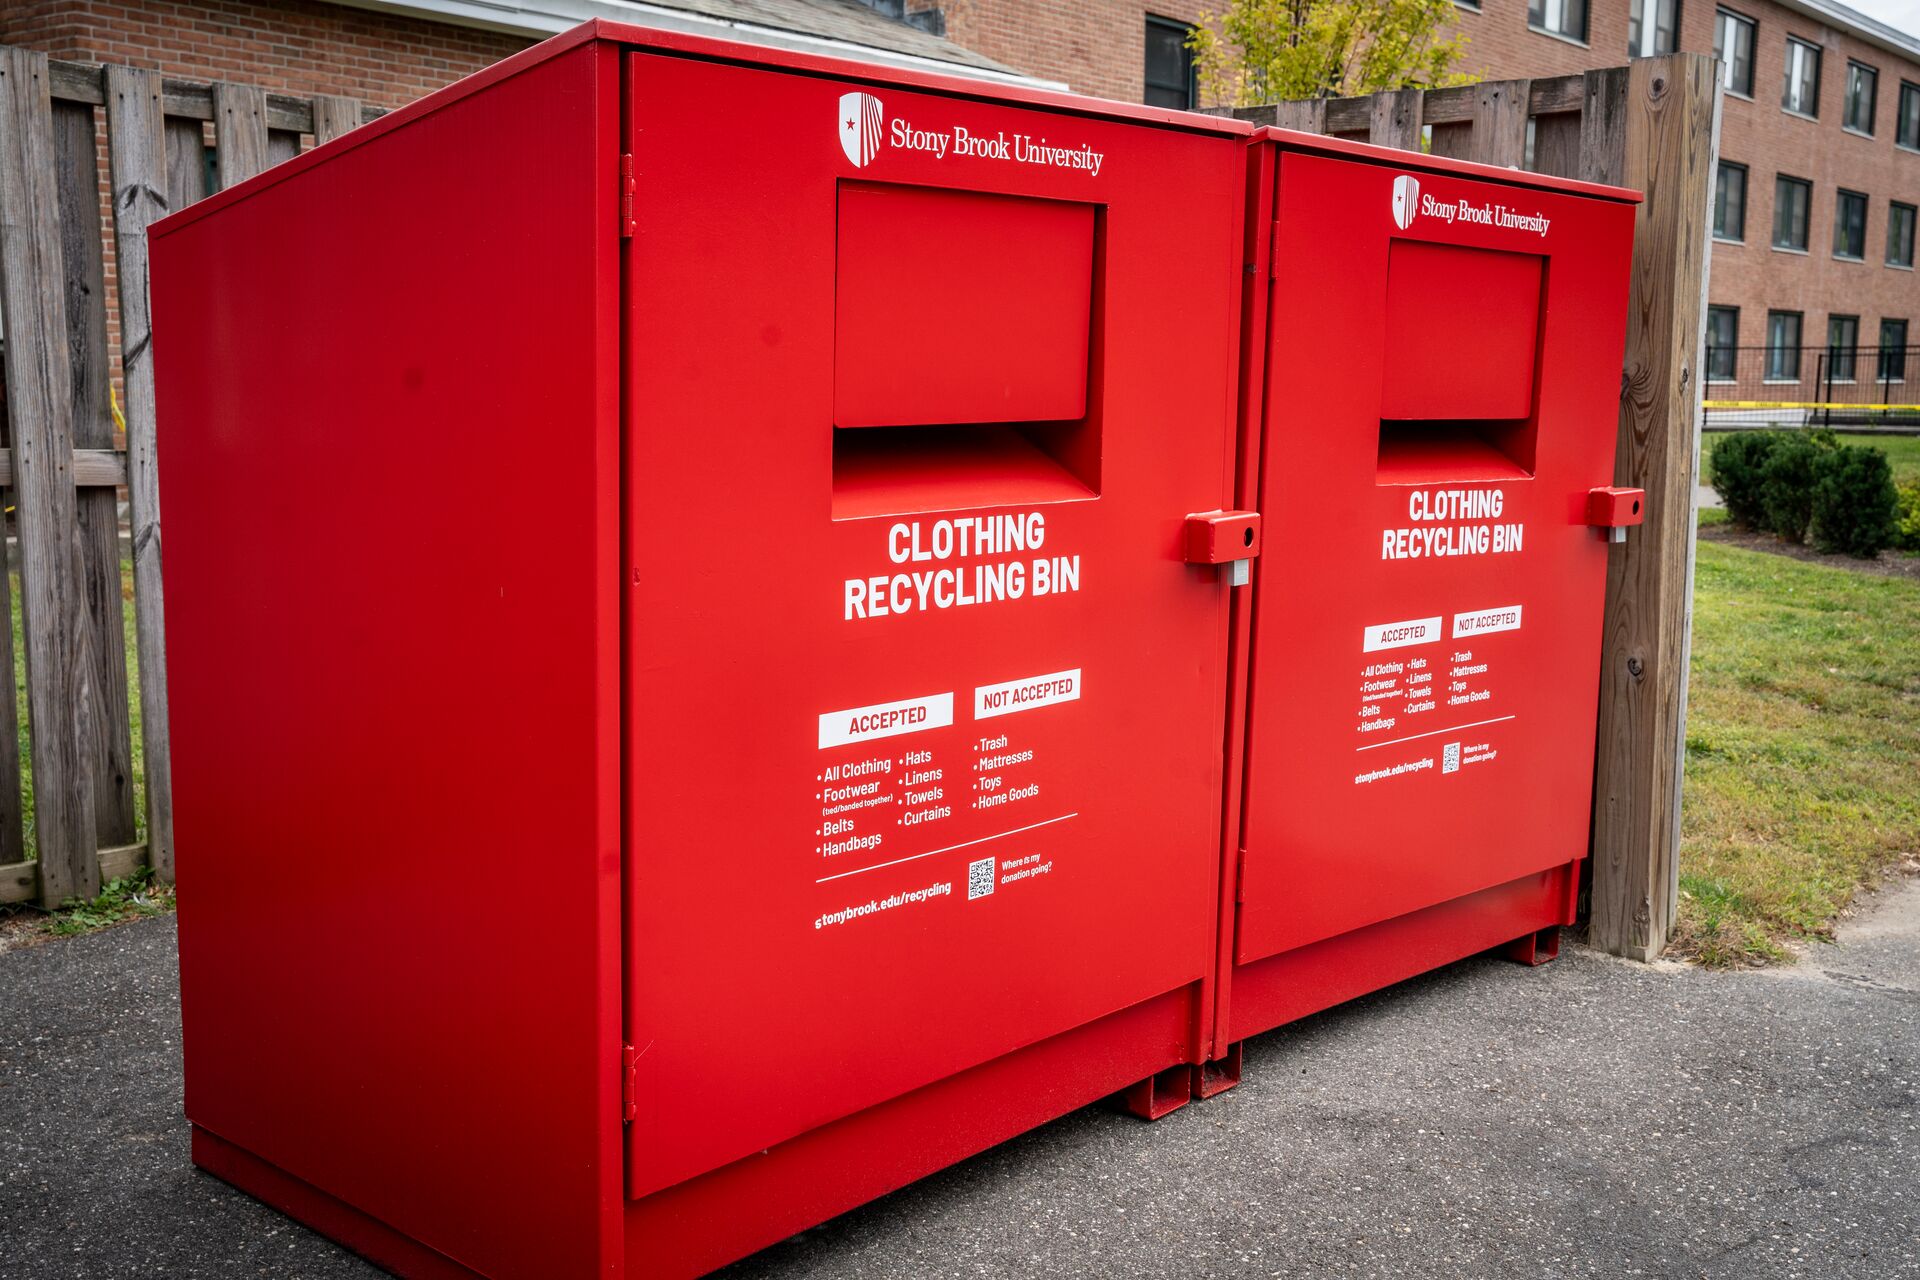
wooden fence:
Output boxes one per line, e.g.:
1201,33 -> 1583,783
0,49 -> 377,908
1235,55 -> 1724,960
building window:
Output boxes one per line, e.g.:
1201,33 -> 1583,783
1782,38 -> 1821,117
1715,9 -> 1756,96
1882,320 -> 1910,382
1766,311 -> 1803,380
1713,161 -> 1747,240
1890,202 -> 1917,268
1843,61 -> 1877,134
1706,306 -> 1739,381
1529,0 -> 1589,43
1899,81 -> 1920,149
1827,315 -> 1859,381
1833,189 -> 1868,260
1630,0 -> 1678,56
1143,17 -> 1196,109
1772,175 -> 1811,250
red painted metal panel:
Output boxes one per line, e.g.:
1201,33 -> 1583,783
155,43 -> 624,1279
834,184 -> 1094,427
621,47 -> 1243,1200
1229,143 -> 1634,997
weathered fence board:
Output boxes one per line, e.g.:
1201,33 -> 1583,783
0,49 -> 383,901
311,95 -> 363,145
53,91 -> 140,852
0,47 -> 101,905
105,62 -> 176,884
1233,55 -> 1721,959
212,81 -> 269,190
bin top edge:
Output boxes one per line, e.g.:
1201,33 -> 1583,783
1255,127 -> 1644,205
152,18 -> 1254,240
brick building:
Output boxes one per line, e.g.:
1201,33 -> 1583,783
2,0 -> 1911,397
936,0 -> 1919,402
0,0 -> 1034,119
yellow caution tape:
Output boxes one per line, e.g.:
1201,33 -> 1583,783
1702,400 -> 1920,412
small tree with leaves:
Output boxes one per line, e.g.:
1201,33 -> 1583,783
1189,0 -> 1475,106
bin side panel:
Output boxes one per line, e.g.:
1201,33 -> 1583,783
623,53 -> 1242,1196
155,43 -> 622,1279
1238,150 -> 1633,965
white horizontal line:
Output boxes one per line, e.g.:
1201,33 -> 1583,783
815,813 -> 1079,884
1355,715 -> 1516,751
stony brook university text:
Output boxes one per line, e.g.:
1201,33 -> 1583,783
844,512 -> 1083,620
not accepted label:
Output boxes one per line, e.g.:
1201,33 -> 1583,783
974,668 -> 1080,720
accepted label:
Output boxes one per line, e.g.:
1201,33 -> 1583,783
975,669 -> 1081,720
818,692 -> 954,749
1362,616 -> 1442,653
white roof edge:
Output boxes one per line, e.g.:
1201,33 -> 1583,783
326,0 -> 1067,90
1767,0 -> 1920,68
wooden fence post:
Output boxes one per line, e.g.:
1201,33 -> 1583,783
52,83 -> 140,853
1586,54 -> 1722,959
105,63 -> 176,883
1368,88 -> 1423,150
0,47 -> 100,905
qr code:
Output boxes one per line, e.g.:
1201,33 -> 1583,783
1442,742 -> 1461,774
967,856 -> 996,900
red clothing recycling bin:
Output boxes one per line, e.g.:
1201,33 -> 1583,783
153,21 -> 1251,1280
1204,132 -> 1641,1067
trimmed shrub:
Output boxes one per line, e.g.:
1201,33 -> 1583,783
1810,445 -> 1899,557
1708,431 -> 1781,527
1756,432 -> 1835,544
1894,483 -> 1920,553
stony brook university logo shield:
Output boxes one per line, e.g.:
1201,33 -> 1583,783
838,91 -> 884,168
1391,174 -> 1420,230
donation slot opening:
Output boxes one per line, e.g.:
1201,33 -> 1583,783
831,183 -> 1103,518
1375,240 -> 1546,485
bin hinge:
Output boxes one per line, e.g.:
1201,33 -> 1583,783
620,1042 -> 639,1123
1184,510 -> 1262,586
619,153 -> 637,238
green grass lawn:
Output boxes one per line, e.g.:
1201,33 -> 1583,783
1834,434 -> 1920,486
1677,538 -> 1920,964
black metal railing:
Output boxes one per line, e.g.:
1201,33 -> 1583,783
1702,344 -> 1920,428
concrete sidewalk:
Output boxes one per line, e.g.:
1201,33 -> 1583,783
3,882 -> 1916,1279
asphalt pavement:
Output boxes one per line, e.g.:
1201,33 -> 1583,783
3,879 -> 1915,1279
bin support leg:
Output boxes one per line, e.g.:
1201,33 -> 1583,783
1502,925 -> 1562,967
1116,1064 -> 1192,1120
1192,1042 -> 1243,1099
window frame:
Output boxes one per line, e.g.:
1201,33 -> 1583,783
1782,36 -> 1822,119
1765,310 -> 1804,382
1889,201 -> 1918,269
1528,0 -> 1590,45
1715,8 -> 1757,98
1843,60 -> 1878,135
1630,0 -> 1680,57
1713,159 -> 1748,242
1833,187 -> 1868,261
1772,174 -> 1812,252
1706,305 -> 1740,382
1827,314 -> 1860,383
1142,15 -> 1198,111
1880,320 -> 1909,384
1899,80 -> 1920,151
